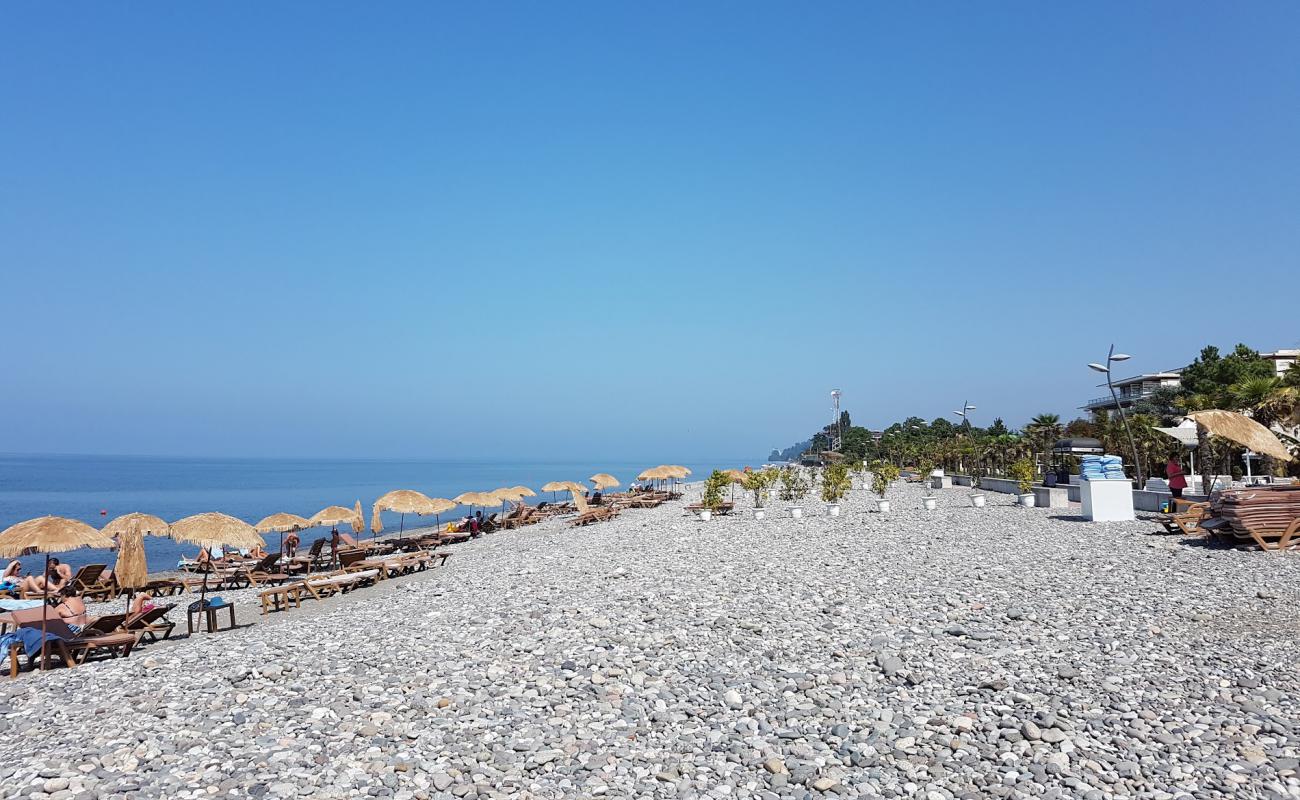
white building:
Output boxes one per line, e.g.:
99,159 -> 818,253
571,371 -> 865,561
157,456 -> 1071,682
1082,371 -> 1182,412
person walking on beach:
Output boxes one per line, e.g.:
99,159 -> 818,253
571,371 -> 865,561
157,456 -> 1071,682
1166,456 -> 1188,499
329,530 -> 341,568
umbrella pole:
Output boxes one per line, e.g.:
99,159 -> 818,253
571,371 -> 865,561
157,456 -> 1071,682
40,552 -> 49,670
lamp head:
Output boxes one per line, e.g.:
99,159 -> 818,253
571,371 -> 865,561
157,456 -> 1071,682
1110,353 -> 1132,362
1088,363 -> 1109,373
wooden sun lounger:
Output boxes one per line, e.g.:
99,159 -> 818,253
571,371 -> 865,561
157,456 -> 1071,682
298,569 -> 381,601
7,608 -> 137,673
123,604 -> 177,642
1157,501 -> 1210,536
1228,518 -> 1300,552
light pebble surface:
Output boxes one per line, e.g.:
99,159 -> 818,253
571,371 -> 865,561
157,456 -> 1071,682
3,479 -> 1300,800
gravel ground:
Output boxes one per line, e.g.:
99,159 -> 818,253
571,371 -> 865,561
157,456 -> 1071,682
3,479 -> 1299,800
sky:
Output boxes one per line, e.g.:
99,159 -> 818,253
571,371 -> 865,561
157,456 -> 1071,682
2,3 -> 1297,460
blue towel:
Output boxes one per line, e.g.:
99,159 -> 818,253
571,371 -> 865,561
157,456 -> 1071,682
0,599 -> 44,611
188,596 -> 229,613
0,627 -> 65,657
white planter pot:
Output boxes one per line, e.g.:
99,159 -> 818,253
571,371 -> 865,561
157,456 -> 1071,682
827,503 -> 841,517
971,494 -> 986,508
876,500 -> 891,513
698,509 -> 712,521
789,506 -> 803,520
753,508 -> 766,520
922,496 -> 937,511
1017,494 -> 1036,508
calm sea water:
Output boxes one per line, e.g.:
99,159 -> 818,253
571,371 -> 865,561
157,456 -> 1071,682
0,454 -> 739,573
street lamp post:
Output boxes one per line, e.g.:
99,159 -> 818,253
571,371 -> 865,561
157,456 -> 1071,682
1088,345 -> 1144,486
952,401 -> 976,474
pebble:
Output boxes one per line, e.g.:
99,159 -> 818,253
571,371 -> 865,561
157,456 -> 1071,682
0,480 -> 1295,799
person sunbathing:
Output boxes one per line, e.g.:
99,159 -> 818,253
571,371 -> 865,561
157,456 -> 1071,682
0,560 -> 21,593
55,591 -> 89,632
247,544 -> 267,559
130,591 -> 156,616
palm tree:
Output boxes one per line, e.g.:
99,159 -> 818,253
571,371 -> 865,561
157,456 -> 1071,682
1025,413 -> 1063,474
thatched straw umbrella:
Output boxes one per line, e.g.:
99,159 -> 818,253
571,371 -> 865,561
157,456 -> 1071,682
101,512 -> 170,612
1186,410 -> 1293,492
590,473 -> 619,491
352,501 -> 366,535
721,469 -> 747,502
308,505 -> 360,531
254,512 -> 309,560
540,481 -> 570,504
372,489 -> 454,537
171,513 -> 264,612
452,491 -> 497,517
0,516 -> 114,665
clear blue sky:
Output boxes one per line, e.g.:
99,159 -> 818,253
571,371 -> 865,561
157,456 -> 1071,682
2,3 -> 1297,459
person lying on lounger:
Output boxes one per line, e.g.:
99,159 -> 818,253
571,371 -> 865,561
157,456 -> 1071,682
130,591 -> 156,616
55,590 -> 89,632
0,560 -> 22,593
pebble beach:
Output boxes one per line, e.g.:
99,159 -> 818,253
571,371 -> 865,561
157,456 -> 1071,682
3,481 -> 1299,800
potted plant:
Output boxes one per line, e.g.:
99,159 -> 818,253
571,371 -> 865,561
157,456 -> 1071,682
821,462 -> 851,516
870,461 -> 899,512
743,468 -> 776,520
916,458 -> 938,510
969,474 -> 986,508
1010,458 -> 1036,507
780,466 -> 809,519
699,470 -> 729,521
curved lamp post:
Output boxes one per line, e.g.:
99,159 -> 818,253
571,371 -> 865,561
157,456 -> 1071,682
1088,345 -> 1143,486
952,401 -> 976,474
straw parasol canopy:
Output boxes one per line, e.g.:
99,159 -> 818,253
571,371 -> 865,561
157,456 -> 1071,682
540,481 -> 571,492
453,491 -> 497,509
170,513 -> 265,551
254,512 -> 309,533
308,505 -> 360,529
101,512 -> 170,593
372,490 -> 457,535
373,490 -> 440,515
636,466 -> 672,481
1186,410 -> 1293,462
589,473 -> 620,490
0,516 -> 114,558
352,501 -> 366,534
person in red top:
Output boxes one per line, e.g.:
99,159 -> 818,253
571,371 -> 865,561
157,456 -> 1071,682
1166,457 -> 1188,498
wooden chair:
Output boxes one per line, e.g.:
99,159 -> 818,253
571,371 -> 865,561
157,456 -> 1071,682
124,604 -> 177,642
8,608 -> 137,669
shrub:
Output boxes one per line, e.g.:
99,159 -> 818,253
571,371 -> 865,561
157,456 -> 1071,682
743,468 -> 779,508
821,462 -> 852,503
702,470 -> 730,511
1009,458 -> 1036,495
870,461 -> 900,498
779,466 -> 809,501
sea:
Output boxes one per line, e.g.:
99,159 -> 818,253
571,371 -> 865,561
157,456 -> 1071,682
0,454 -> 744,574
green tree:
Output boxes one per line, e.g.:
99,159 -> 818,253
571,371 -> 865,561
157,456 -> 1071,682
986,418 -> 1010,437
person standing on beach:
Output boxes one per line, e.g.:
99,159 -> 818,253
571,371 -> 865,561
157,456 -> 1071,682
1166,457 -> 1188,499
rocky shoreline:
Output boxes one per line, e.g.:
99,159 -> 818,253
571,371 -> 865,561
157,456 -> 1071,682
2,481 -> 1298,799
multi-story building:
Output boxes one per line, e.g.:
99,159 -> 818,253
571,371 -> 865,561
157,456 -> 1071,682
1263,349 -> 1299,378
1082,371 -> 1182,412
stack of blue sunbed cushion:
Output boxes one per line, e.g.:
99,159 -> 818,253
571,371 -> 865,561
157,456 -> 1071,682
1080,455 -> 1128,481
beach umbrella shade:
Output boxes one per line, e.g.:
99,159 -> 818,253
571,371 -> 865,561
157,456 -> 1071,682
308,505 -> 359,530
254,512 -> 309,560
352,501 -> 366,536
540,481 -> 572,503
373,489 -> 453,535
0,516 -> 115,666
590,473 -> 620,490
101,512 -> 171,607
453,491 -> 497,513
170,513 -> 265,611
1186,410 -> 1293,462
